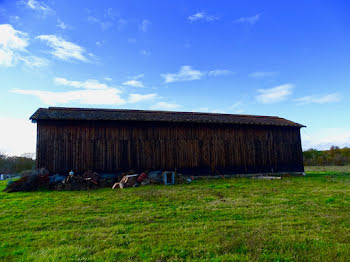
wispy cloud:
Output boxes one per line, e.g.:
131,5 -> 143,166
88,16 -> 113,31
9,15 -> 21,25
0,24 -> 46,67
188,12 -> 218,22
128,93 -> 157,103
249,71 -> 278,78
123,80 -> 144,88
150,101 -> 181,110
18,55 -> 48,67
12,88 -> 125,105
86,8 -> 126,31
12,77 -> 160,106
24,0 -> 54,16
208,69 -> 233,76
230,101 -> 245,114
139,19 -> 151,32
12,77 -> 124,105
54,77 -> 111,90
234,14 -> 261,24
95,40 -> 106,47
37,35 -> 89,62
122,74 -> 145,87
161,66 -> 232,83
0,24 -> 28,66
256,84 -> 294,104
116,18 -> 127,31
140,49 -> 151,56
56,19 -> 70,30
161,65 -> 204,83
294,93 -> 341,104
132,73 -> 144,80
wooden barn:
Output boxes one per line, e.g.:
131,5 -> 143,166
30,107 -> 305,175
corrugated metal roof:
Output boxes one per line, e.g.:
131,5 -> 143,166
30,107 -> 305,127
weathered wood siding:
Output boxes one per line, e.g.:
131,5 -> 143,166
36,120 -> 304,174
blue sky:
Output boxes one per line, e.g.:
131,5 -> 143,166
0,0 -> 350,155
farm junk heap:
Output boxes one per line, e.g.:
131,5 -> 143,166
3,169 -> 191,192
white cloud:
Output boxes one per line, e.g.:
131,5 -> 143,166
302,128 -> 350,150
294,93 -> 341,104
128,93 -> 157,103
37,35 -> 89,62
0,24 -> 47,68
208,69 -> 233,76
104,77 -> 112,81
249,71 -> 278,78
123,80 -> 144,88
25,0 -> 54,16
161,65 -> 204,83
140,19 -> 151,32
256,84 -> 294,104
0,24 -> 28,49
123,74 -> 145,87
12,88 -> 125,105
0,117 -> 36,156
150,101 -> 181,110
12,77 -> 125,105
11,77 -> 159,106
161,66 -> 231,83
0,24 -> 28,66
188,12 -> 218,22
54,77 -> 112,90
234,14 -> 261,24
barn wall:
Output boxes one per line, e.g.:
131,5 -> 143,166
36,120 -> 304,174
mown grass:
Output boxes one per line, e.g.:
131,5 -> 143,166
1,171 -> 350,261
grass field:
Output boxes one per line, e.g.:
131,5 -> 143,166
1,170 -> 350,261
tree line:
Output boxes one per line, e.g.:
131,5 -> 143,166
303,146 -> 350,166
0,153 -> 35,174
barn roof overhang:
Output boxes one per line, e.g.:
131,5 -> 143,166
30,107 -> 306,128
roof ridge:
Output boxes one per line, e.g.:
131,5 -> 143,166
47,107 -> 283,120
31,107 -> 305,127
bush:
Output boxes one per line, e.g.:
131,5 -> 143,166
303,146 -> 350,166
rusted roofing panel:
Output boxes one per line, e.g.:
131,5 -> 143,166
30,107 -> 305,127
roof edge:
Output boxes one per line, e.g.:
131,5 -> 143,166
30,107 -> 305,128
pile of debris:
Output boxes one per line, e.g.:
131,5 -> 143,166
55,170 -> 101,191
4,168 -> 50,193
112,170 -> 190,189
3,168 -> 190,192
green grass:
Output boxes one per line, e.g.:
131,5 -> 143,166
1,171 -> 350,261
